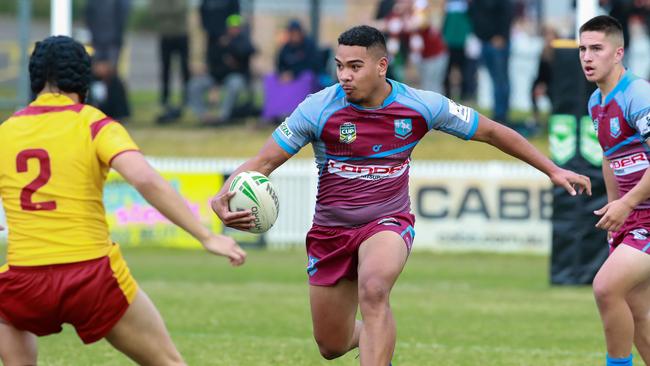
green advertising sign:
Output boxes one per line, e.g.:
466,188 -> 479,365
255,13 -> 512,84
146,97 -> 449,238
580,115 -> 603,166
549,114 -> 577,165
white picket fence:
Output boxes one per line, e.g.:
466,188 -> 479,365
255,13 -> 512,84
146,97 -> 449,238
0,158 -> 552,252
147,157 -> 551,252
147,157 -> 319,248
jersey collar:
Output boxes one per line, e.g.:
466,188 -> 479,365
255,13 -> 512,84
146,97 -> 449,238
13,93 -> 84,116
348,78 -> 398,110
600,69 -> 633,106
31,93 -> 77,107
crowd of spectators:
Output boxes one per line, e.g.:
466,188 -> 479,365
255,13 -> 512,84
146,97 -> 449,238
78,0 -> 650,135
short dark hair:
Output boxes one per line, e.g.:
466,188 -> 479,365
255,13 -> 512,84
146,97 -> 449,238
29,36 -> 91,97
338,25 -> 387,57
579,15 -> 624,45
287,18 -> 302,32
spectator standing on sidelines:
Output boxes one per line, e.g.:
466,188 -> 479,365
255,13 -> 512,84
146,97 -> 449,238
152,0 -> 190,125
0,36 -> 246,366
85,0 -> 129,72
381,0 -> 413,82
469,0 -> 513,124
442,0 -> 477,102
188,14 -> 256,126
409,0 -> 448,94
200,0 -> 240,89
527,25 -> 558,135
85,0 -> 132,120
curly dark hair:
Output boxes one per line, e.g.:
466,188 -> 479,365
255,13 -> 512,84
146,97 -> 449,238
29,36 -> 91,98
337,25 -> 387,57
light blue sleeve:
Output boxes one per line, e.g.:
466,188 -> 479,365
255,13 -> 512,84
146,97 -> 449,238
434,96 -> 479,139
626,80 -> 650,140
271,99 -> 318,155
420,91 -> 479,139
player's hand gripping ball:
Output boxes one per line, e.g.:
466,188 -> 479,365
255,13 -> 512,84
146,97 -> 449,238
228,171 -> 280,233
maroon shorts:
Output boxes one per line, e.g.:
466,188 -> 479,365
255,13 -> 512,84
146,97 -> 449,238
306,212 -> 415,286
610,209 -> 650,254
0,244 -> 138,344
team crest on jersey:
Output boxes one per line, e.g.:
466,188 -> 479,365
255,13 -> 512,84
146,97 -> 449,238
394,119 -> 413,140
339,122 -> 356,144
610,117 -> 621,138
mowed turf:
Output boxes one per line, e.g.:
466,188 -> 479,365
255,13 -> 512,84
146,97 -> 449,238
0,247 -> 611,365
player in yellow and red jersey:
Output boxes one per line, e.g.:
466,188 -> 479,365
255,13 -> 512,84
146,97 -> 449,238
0,36 -> 249,366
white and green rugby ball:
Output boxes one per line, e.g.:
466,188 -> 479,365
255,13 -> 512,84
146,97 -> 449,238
228,171 -> 279,233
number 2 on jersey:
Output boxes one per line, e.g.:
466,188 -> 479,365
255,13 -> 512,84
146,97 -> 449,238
16,149 -> 57,211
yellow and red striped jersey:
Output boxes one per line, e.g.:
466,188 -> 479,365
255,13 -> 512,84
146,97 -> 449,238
0,93 -> 139,265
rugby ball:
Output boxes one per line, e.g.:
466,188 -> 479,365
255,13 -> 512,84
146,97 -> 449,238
228,171 -> 279,233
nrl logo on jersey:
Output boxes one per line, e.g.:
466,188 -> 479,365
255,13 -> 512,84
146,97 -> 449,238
339,122 -> 356,144
610,117 -> 621,138
631,228 -> 648,241
394,119 -> 412,140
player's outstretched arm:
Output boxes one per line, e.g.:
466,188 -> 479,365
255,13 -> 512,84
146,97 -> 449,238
471,114 -> 592,196
111,151 -> 246,266
211,136 -> 292,231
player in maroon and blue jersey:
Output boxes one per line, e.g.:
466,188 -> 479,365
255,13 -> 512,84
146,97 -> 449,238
581,15 -> 650,366
212,25 -> 591,365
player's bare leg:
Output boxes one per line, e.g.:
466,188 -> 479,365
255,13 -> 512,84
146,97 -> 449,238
593,244 -> 650,359
0,316 -> 37,366
310,279 -> 361,359
626,271 -> 650,364
105,289 -> 185,366
357,231 -> 408,366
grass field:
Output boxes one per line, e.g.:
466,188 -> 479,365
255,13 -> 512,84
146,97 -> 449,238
0,247 -> 613,366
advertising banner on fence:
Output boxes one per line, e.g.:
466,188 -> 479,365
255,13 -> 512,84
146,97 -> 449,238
104,171 -> 224,248
0,159 -> 559,253
409,171 -> 552,252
